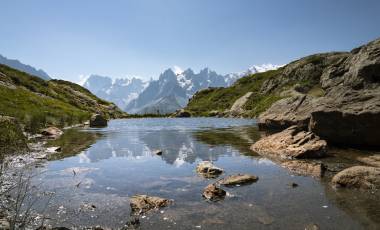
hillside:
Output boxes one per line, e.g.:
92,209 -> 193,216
185,38 -> 380,147
0,64 -> 126,133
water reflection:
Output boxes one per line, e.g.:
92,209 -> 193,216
73,119 -> 260,165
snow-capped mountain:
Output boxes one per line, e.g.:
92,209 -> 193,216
0,54 -> 51,80
125,68 -> 230,114
83,64 -> 282,114
225,64 -> 283,85
82,75 -> 147,110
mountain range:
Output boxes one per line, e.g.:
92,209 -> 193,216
83,64 -> 281,114
0,54 -> 51,80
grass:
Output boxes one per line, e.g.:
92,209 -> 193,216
186,69 -> 284,117
0,64 -> 126,133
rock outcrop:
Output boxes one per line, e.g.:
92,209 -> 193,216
173,109 -> 191,118
202,184 -> 226,201
258,38 -> 380,148
229,92 -> 253,116
218,174 -> 258,186
90,114 -> 108,127
0,116 -> 28,156
196,161 -> 224,178
331,166 -> 380,189
281,160 -> 326,177
251,126 -> 327,159
129,195 -> 171,214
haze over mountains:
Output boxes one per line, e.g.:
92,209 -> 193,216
0,54 -> 51,80
82,64 -> 282,114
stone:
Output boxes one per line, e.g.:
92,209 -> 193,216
130,195 -> 171,214
123,217 -> 140,230
309,109 -> 380,148
174,109 -> 191,118
196,161 -> 223,178
357,155 -> 380,168
288,182 -> 298,188
90,114 -> 108,127
251,126 -> 327,159
331,166 -> 380,189
202,184 -> 226,201
229,92 -> 253,116
218,174 -> 258,186
41,126 -> 63,138
257,39 -> 380,148
281,160 -> 326,177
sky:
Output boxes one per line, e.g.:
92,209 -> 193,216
1,0 -> 380,82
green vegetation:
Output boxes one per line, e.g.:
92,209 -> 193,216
186,69 -> 285,117
0,116 -> 28,158
0,64 -> 126,133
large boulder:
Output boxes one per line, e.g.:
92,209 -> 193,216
129,195 -> 171,214
251,126 -> 327,159
0,116 -> 28,156
173,109 -> 191,118
90,114 -> 108,127
258,38 -> 380,148
331,166 -> 380,189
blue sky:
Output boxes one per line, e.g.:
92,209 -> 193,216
1,0 -> 380,82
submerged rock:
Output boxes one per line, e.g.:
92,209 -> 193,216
251,126 -> 327,159
281,160 -> 326,177
196,161 -> 224,178
41,126 -> 63,139
202,184 -> 226,201
218,174 -> 258,186
90,114 -> 108,127
130,195 -> 171,214
332,166 -> 380,189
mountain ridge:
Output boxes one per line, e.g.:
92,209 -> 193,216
0,54 -> 51,80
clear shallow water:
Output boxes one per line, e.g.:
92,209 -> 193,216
33,118 -> 379,229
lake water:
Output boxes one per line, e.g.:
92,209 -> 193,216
32,118 -> 379,229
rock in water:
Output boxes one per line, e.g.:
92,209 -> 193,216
196,161 -> 224,178
218,174 -> 258,186
90,114 -> 108,127
331,166 -> 380,189
41,126 -> 63,138
0,116 -> 28,155
130,195 -> 171,214
251,126 -> 327,159
281,161 -> 326,177
202,184 -> 226,201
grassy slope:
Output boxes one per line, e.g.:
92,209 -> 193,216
0,64 -> 125,133
186,69 -> 285,117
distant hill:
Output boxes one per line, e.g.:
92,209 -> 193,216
0,63 -> 126,133
0,54 -> 51,80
